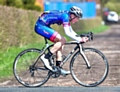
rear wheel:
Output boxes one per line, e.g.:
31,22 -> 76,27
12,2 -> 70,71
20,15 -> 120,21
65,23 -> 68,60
70,48 -> 109,87
13,48 -> 50,87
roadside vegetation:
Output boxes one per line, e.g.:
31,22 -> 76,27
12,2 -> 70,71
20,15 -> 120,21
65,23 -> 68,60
103,0 -> 120,14
0,0 -> 42,11
0,5 -> 109,81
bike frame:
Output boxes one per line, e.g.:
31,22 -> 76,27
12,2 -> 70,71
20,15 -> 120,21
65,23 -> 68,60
60,42 -> 91,68
34,37 -> 91,69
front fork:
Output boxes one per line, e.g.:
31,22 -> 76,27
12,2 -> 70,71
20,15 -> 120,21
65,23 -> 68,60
79,44 -> 91,69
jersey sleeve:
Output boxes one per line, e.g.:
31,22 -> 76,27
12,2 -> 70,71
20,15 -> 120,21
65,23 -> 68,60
61,14 -> 70,27
59,13 -> 81,42
63,26 -> 82,42
61,14 -> 82,42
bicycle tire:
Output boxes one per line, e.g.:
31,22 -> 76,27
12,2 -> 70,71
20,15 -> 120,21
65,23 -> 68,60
70,48 -> 109,87
13,48 -> 51,87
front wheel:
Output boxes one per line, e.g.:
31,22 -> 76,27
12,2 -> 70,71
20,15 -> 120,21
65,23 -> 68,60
70,48 -> 109,87
13,48 -> 51,87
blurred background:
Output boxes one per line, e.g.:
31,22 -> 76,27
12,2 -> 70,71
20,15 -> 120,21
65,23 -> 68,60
0,0 -> 120,85
0,0 -> 120,18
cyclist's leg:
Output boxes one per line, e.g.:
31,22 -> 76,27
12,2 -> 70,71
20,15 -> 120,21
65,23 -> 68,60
50,35 -> 66,66
55,45 -> 70,76
56,46 -> 64,66
49,33 -> 71,76
35,22 -> 66,71
56,49 -> 62,66
50,35 -> 66,54
35,23 -> 58,71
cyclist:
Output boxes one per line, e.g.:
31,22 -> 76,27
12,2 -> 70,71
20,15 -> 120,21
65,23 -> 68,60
34,6 -> 89,76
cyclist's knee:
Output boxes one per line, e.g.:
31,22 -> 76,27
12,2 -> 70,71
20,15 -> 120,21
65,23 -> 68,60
61,37 -> 66,45
54,34 -> 66,43
54,34 -> 61,42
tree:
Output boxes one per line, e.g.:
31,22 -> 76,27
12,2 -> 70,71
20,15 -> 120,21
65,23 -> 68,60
22,0 -> 41,11
0,0 -> 41,11
101,0 -> 109,7
0,0 -> 22,7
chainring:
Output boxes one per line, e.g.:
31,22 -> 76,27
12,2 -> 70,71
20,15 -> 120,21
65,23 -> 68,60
51,66 -> 61,78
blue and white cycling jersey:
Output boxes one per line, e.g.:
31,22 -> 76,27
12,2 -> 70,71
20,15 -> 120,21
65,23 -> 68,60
34,10 -> 81,42
39,10 -> 70,27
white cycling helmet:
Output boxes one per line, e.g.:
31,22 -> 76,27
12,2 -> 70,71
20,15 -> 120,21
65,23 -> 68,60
69,6 -> 83,18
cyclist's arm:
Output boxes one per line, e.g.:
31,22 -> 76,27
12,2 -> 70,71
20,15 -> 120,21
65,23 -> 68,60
63,23 -> 82,42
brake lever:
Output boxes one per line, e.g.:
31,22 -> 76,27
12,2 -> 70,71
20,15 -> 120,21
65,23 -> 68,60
76,32 -> 93,41
88,32 -> 93,41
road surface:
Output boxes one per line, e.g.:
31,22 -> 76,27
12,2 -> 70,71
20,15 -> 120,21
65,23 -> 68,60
0,86 -> 120,92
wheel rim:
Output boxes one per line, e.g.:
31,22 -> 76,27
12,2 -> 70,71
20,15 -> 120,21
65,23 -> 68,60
71,48 -> 109,87
13,49 -> 50,87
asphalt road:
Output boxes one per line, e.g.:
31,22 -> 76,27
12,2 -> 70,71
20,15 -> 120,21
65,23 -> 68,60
0,86 -> 120,92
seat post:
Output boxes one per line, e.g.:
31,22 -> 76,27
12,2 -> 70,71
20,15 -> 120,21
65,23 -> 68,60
44,37 -> 48,44
44,37 -> 51,52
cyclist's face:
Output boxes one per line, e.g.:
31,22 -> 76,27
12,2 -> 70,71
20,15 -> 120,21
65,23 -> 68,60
70,14 -> 79,24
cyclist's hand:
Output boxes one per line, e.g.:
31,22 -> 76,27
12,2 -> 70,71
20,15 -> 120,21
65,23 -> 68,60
80,37 -> 89,43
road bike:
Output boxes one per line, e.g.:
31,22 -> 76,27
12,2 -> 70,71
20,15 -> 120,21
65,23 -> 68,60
13,32 -> 109,87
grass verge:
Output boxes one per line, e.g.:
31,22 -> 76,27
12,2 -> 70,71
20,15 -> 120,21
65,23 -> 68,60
0,41 -> 44,81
